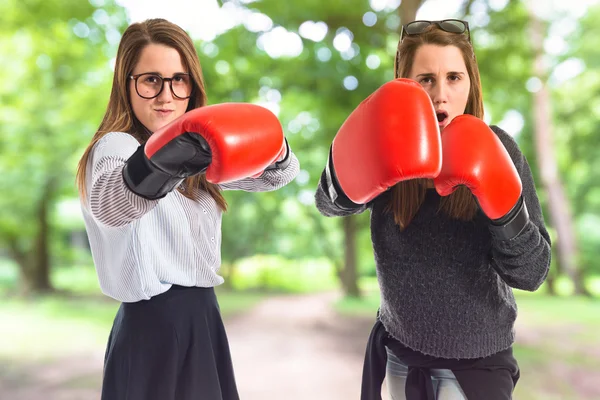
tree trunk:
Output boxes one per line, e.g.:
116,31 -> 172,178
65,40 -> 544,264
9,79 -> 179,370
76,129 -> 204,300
459,0 -> 476,19
528,11 -> 589,296
399,0 -> 426,23
7,241 -> 34,295
220,262 -> 235,290
10,179 -> 55,294
32,179 -> 53,292
340,216 -> 361,297
544,251 -> 557,296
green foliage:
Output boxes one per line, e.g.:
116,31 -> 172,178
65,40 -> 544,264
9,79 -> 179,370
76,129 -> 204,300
212,0 -> 600,282
0,0 -> 128,261
553,4 -> 600,274
0,0 -> 598,290
203,0 -> 401,270
475,0 -> 535,122
229,254 -> 338,293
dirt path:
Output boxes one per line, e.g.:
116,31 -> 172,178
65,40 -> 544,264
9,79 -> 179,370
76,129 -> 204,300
227,292 -> 374,400
0,353 -> 105,400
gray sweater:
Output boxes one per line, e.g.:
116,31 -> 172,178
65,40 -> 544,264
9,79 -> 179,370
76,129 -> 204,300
315,126 -> 551,359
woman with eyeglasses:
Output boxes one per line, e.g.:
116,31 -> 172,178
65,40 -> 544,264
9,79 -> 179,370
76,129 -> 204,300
76,18 -> 299,400
315,19 -> 551,400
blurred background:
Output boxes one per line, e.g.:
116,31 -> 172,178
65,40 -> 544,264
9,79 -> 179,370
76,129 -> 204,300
1,0 -> 599,399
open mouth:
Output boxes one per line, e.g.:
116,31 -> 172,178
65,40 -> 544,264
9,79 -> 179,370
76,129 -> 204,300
436,111 -> 449,125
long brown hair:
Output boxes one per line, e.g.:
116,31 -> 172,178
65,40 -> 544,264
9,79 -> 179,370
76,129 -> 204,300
388,24 -> 483,229
76,18 -> 227,211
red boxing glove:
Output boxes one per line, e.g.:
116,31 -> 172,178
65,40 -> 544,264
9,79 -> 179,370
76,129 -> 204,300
433,115 -> 529,239
123,103 -> 284,199
250,139 -> 290,178
328,78 -> 442,207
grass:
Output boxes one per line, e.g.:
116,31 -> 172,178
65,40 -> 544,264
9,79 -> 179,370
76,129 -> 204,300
0,262 -> 265,363
0,292 -> 265,366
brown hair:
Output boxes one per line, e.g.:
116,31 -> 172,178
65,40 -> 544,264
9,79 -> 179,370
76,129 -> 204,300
76,18 -> 227,211
387,24 -> 483,229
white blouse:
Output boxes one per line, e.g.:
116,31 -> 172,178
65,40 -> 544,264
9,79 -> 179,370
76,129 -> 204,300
80,131 -> 300,302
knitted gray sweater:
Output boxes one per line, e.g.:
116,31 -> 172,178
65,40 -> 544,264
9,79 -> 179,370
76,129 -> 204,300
315,126 -> 551,359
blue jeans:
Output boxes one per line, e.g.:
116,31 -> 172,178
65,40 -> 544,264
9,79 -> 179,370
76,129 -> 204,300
386,347 -> 467,400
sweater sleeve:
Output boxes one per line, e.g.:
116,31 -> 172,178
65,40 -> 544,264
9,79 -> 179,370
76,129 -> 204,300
315,169 -> 369,217
488,126 -> 552,291
85,132 -> 159,227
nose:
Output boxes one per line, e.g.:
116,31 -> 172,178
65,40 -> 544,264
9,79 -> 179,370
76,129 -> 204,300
156,80 -> 174,103
431,81 -> 448,105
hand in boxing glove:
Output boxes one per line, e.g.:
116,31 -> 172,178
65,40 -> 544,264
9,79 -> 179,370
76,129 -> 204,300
327,78 -> 441,209
249,138 -> 291,178
433,114 -> 529,240
123,103 -> 285,200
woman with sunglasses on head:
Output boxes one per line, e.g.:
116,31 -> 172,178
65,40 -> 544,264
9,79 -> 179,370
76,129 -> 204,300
76,18 -> 299,400
315,20 -> 550,400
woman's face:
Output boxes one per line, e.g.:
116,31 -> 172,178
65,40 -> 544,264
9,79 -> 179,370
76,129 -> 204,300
408,44 -> 471,131
129,43 -> 191,133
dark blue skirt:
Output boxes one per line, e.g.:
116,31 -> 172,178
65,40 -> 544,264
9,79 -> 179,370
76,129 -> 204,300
102,285 -> 239,400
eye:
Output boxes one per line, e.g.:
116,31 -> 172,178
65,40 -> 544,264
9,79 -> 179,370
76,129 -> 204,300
144,75 -> 160,84
448,74 -> 461,81
419,77 -> 434,84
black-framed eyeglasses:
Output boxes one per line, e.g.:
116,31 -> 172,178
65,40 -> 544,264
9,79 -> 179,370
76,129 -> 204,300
129,72 -> 193,100
400,19 -> 470,42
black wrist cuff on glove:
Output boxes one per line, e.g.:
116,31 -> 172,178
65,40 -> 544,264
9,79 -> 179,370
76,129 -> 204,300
122,145 -> 182,201
324,145 -> 362,211
489,196 -> 529,241
265,139 -> 292,171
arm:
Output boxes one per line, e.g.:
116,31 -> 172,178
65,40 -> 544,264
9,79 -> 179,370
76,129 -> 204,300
315,146 -> 368,217
434,117 -> 551,291
219,139 -> 300,192
87,132 -> 160,227
489,126 -> 552,292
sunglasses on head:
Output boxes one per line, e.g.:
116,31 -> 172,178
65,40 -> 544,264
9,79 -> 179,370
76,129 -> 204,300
400,19 -> 471,42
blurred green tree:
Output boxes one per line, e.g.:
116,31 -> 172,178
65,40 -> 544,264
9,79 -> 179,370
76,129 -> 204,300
1,0 -> 596,298
553,3 -> 600,287
0,0 -> 128,293
212,0 -> 595,296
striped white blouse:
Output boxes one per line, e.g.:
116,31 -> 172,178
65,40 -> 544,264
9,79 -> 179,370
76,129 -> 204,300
80,131 -> 300,303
